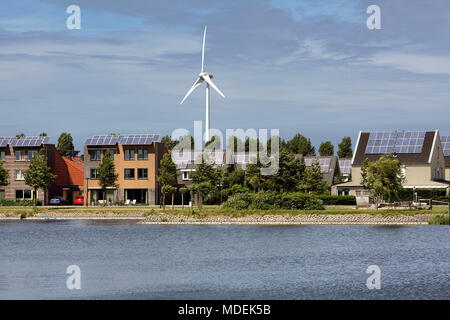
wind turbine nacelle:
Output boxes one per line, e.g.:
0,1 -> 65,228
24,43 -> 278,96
199,72 -> 213,79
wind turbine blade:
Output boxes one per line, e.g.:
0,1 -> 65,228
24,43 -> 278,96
203,74 -> 225,98
180,77 -> 203,104
201,26 -> 207,72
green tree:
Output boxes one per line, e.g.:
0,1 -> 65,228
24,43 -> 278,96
161,135 -> 179,151
267,150 -> 305,191
97,152 -> 118,204
23,149 -> 56,207
363,155 -> 405,203
57,132 -> 75,157
337,137 -> 353,158
245,159 -> 262,192
319,141 -> 334,156
299,159 -> 324,194
0,160 -> 9,187
226,136 -> 245,152
286,133 -> 315,156
179,187 -> 188,209
361,158 -> 370,188
39,132 -> 47,137
16,133 -> 25,139
158,154 -> 178,208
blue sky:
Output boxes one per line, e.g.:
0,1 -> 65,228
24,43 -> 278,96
1,0 -> 450,152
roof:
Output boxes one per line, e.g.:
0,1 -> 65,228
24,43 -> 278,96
54,149 -> 84,187
0,136 -> 51,147
85,134 -> 160,146
302,156 -> 339,185
441,136 -> 450,167
338,158 -> 352,175
353,131 -> 437,166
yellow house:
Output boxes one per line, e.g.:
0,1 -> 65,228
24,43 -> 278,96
83,134 -> 166,205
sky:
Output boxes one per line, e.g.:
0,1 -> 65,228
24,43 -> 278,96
1,0 -> 449,153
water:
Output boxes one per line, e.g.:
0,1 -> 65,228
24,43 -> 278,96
0,220 -> 448,299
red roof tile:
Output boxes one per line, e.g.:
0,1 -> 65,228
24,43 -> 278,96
54,150 -> 84,187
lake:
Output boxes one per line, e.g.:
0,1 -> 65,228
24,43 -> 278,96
0,220 -> 448,299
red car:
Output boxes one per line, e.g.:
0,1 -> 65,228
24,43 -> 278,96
73,196 -> 84,205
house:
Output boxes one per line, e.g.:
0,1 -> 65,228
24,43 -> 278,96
337,158 -> 352,182
83,134 -> 166,205
53,150 -> 84,202
0,136 -> 57,203
295,155 -> 340,185
332,130 -> 449,196
441,136 -> 450,181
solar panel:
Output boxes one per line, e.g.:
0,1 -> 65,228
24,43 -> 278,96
338,159 -> 352,175
10,136 -> 50,147
85,135 -> 121,146
0,137 -> 13,147
304,157 -> 331,173
365,131 -> 425,154
119,134 -> 160,145
441,136 -> 450,156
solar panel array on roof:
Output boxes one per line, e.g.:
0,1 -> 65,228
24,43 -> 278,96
365,131 -> 426,154
441,136 -> 450,156
0,137 -> 13,147
85,134 -> 160,146
304,157 -> 331,173
10,136 -> 50,147
338,159 -> 352,175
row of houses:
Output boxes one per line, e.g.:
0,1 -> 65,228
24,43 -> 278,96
0,130 -> 449,205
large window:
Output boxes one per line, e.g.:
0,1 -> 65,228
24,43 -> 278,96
138,168 -> 148,179
182,170 -> 192,181
137,149 -> 148,160
0,151 -> 5,160
15,151 -> 26,161
125,149 -> 135,160
16,189 -> 33,200
15,170 -> 25,181
90,168 -> 98,179
0,190 -> 4,201
89,150 -> 101,161
124,168 -> 135,179
28,150 -> 38,160
104,149 -> 114,158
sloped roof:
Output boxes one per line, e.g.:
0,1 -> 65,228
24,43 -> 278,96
54,150 -> 84,187
353,131 -> 437,166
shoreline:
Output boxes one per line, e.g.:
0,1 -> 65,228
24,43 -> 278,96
0,212 -> 434,225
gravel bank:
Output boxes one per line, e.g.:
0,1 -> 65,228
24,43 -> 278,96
140,213 -> 432,225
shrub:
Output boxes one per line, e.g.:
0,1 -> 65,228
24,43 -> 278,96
0,199 -> 42,206
428,214 -> 450,225
221,191 -> 324,210
315,195 -> 356,205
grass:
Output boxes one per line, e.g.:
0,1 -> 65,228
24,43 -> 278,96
0,204 -> 448,218
428,214 -> 450,225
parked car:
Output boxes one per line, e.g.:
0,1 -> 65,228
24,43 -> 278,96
73,196 -> 84,206
49,196 -> 71,205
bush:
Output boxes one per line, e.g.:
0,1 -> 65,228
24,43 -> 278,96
315,195 -> 356,205
0,199 -> 42,206
428,214 -> 449,225
221,191 -> 324,210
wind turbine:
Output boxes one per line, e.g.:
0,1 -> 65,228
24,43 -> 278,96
180,26 -> 225,143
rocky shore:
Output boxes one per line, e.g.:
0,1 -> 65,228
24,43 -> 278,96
0,212 -> 434,225
140,213 -> 432,225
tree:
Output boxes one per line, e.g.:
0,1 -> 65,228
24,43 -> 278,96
266,150 -> 305,191
319,141 -> 334,156
57,132 -> 75,157
337,137 -> 353,158
361,158 -> 370,188
16,133 -> 25,139
299,159 -> 324,194
161,135 -> 179,151
158,154 -> 178,208
23,149 -> 56,207
226,136 -> 245,152
0,160 -> 9,187
245,160 -> 262,192
97,152 -> 118,205
362,155 -> 405,203
39,132 -> 48,137
179,187 -> 188,209
161,185 -> 176,210
286,133 -> 315,156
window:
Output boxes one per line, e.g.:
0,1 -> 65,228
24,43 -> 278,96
16,189 -> 33,200
90,168 -> 98,179
28,150 -> 38,160
138,168 -> 148,179
15,151 -> 26,161
125,149 -> 135,160
89,150 -> 101,161
15,170 -> 25,181
0,151 -> 5,160
182,171 -> 192,181
137,149 -> 148,160
124,168 -> 135,179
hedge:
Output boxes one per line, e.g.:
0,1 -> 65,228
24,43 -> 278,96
0,199 -> 42,206
221,191 -> 324,210
315,195 -> 356,205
